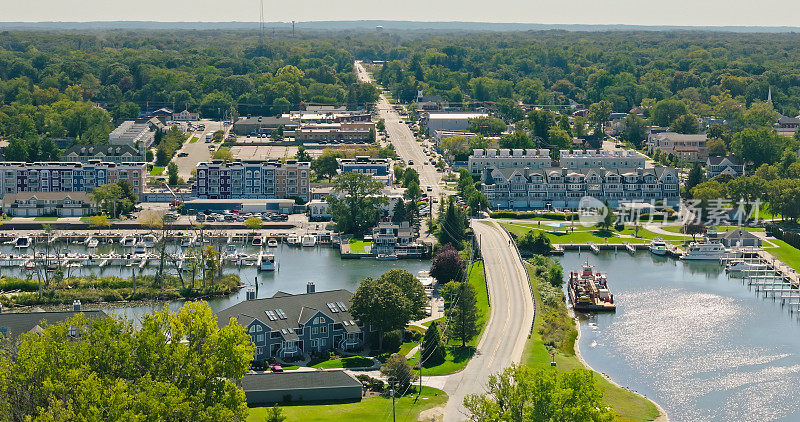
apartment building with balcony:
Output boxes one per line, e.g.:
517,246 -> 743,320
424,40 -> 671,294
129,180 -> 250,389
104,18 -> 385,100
0,161 -> 146,196
192,159 -> 310,202
646,132 -> 708,163
336,156 -> 393,185
468,149 -> 551,174
481,165 -> 679,209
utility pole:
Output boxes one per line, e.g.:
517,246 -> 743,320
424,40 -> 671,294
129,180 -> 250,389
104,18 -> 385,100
390,383 -> 396,422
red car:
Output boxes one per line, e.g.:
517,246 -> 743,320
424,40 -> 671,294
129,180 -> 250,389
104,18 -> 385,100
270,365 -> 284,373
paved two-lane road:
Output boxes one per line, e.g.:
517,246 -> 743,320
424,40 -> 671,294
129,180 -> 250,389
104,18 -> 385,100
442,220 -> 535,421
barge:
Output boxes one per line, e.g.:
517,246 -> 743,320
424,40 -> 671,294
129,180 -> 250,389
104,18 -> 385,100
568,261 -> 616,312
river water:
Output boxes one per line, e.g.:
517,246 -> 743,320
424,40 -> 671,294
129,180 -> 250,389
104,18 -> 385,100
0,242 -> 428,322
557,251 -> 800,421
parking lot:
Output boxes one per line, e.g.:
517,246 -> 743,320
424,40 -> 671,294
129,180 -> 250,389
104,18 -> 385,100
229,145 -> 322,161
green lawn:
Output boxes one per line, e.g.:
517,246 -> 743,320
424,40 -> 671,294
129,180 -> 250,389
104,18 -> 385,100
407,261 -> 489,376
33,216 -> 59,221
348,239 -> 371,253
149,166 -> 165,176
398,341 -> 417,357
764,239 -> 800,272
311,356 -> 374,369
246,386 -> 447,422
188,136 -> 199,143
522,263 -> 661,421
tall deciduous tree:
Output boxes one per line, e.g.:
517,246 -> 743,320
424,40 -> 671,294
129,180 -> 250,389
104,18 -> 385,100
429,243 -> 466,284
448,280 -> 479,347
464,365 -> 614,422
0,302 -> 253,421
327,172 -> 386,236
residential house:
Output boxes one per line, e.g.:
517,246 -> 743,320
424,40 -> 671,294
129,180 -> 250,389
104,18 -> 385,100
0,301 -> 106,339
62,144 -> 145,164
707,228 -> 761,248
706,156 -> 745,179
646,132 -> 708,163
775,115 -> 800,134
371,221 -> 423,256
216,285 -> 374,361
2,192 -> 97,217
171,109 -> 199,122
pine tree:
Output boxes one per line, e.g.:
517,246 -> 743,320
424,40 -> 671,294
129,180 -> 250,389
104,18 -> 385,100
392,199 -> 408,223
438,197 -> 466,248
421,321 -> 446,367
450,281 -> 479,347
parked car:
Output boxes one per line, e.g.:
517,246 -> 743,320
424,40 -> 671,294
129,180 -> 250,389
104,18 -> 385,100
196,214 -> 206,222
177,152 -> 188,157
270,365 -> 284,373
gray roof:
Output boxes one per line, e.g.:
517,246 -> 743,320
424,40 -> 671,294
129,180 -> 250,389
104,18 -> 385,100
216,289 -> 360,336
64,144 -> 140,157
778,115 -> 800,125
720,229 -> 760,241
707,156 -> 742,166
242,370 -> 361,393
0,310 -> 107,339
2,191 -> 94,204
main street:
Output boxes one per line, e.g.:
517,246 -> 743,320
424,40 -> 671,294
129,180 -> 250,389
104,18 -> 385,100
355,61 -> 446,213
441,220 -> 535,421
356,61 -> 535,420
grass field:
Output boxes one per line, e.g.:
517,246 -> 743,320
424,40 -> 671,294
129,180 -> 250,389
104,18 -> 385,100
348,239 -> 371,253
502,222 -> 669,245
407,261 -> 488,376
764,239 -> 800,272
311,356 -> 375,369
247,386 -> 448,422
522,262 -> 661,421
149,166 -> 165,176
188,136 -> 199,143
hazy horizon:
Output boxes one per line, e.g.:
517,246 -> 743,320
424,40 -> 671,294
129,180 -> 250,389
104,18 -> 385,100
3,1 -> 800,28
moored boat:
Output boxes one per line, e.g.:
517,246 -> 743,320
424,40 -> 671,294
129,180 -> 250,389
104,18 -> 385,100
376,253 -> 397,261
568,261 -> 616,312
682,241 -> 727,260
257,251 -> 276,271
301,234 -> 316,247
649,238 -> 667,256
286,234 -> 301,246
14,236 -> 32,249
267,238 -> 278,248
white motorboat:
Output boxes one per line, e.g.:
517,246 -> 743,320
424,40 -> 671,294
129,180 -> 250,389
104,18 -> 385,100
376,253 -> 397,261
286,234 -> 301,246
133,242 -> 147,255
725,260 -> 770,272
225,244 -> 238,257
14,236 -> 32,249
252,236 -> 263,246
648,238 -> 668,256
87,238 -> 99,249
121,235 -> 135,247
682,241 -> 727,260
257,252 -> 276,271
267,238 -> 278,248
301,234 -> 317,247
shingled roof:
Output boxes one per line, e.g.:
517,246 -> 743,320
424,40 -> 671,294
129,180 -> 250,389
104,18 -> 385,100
216,289 -> 360,336
0,309 -> 108,339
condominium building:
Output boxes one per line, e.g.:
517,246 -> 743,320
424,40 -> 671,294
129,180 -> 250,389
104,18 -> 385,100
192,159 -> 311,202
423,112 -> 489,132
646,132 -> 708,163
0,161 -> 146,196
559,149 -> 647,169
109,120 -> 155,149
336,156 -> 393,185
468,149 -> 551,174
480,165 -> 679,209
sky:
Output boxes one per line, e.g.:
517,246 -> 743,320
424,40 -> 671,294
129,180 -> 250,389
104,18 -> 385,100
4,0 -> 800,27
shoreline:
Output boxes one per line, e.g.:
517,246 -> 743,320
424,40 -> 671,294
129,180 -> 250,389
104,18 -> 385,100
570,307 -> 669,421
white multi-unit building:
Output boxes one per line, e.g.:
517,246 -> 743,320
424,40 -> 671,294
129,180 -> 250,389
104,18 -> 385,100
468,149 -> 551,173
480,165 -> 679,209
559,149 -> 647,170
646,132 -> 708,163
109,120 -> 156,149
423,112 -> 489,132
468,149 -> 649,175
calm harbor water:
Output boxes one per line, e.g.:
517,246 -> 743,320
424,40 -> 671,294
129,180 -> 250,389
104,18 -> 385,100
0,242 -> 428,322
558,251 -> 800,421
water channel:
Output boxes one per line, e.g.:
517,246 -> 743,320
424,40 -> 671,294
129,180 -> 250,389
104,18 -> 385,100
0,242 -> 429,322
557,251 -> 800,421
